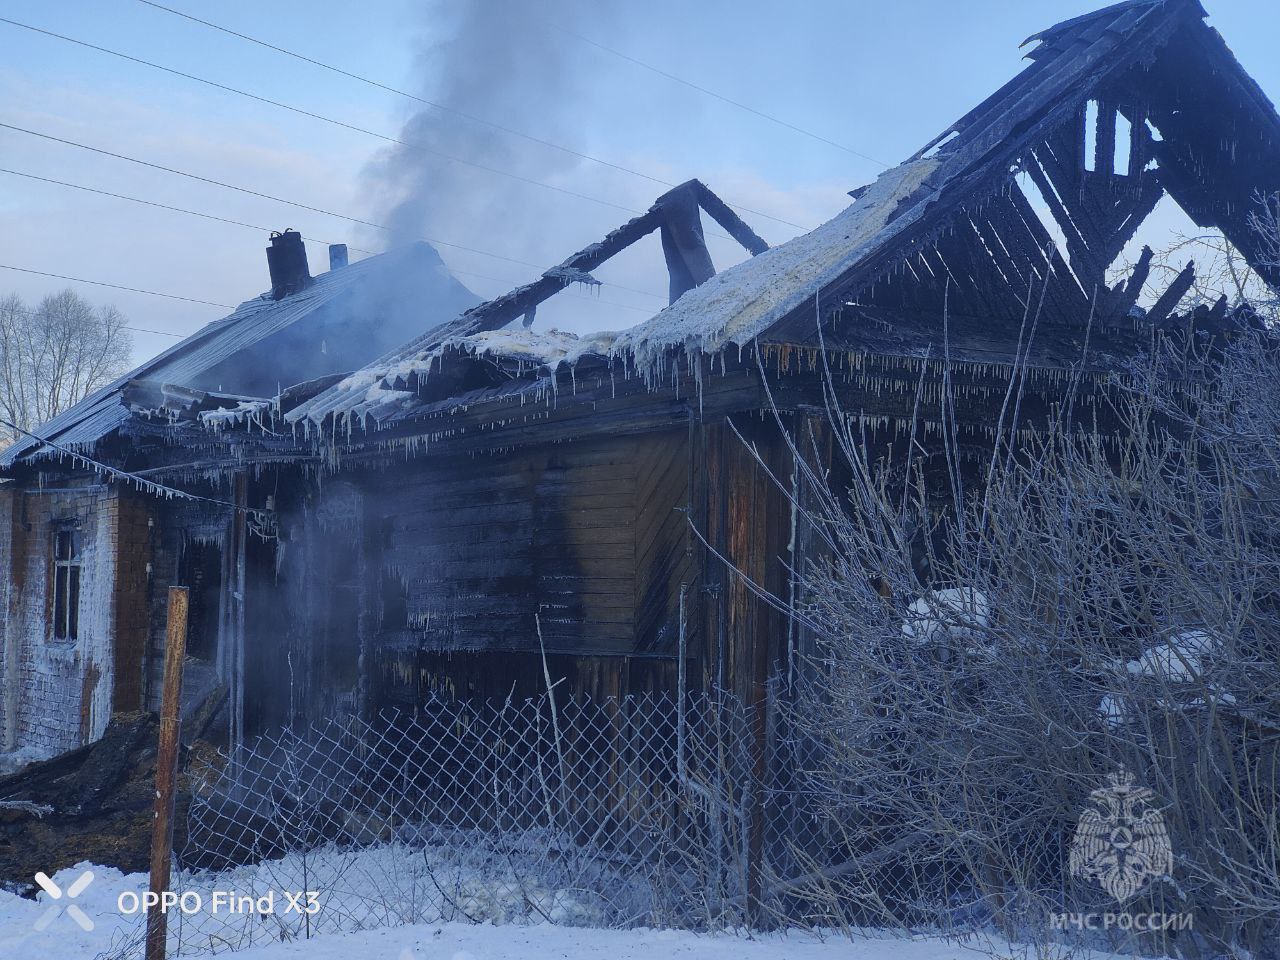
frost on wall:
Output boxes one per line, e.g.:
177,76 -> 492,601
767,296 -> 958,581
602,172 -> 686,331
0,484 -> 15,752
0,483 -> 119,762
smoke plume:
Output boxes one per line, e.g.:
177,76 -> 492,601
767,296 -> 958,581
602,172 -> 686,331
366,0 -> 615,253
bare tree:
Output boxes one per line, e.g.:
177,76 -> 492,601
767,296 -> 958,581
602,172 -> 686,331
0,288 -> 133,444
766,304 -> 1280,958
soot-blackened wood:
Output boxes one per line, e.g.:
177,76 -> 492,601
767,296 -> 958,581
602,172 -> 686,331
789,412 -> 835,687
690,181 -> 769,256
1146,261 -> 1197,329
660,185 -> 716,304
389,205 -> 660,355
763,2 -> 1243,346
696,423 -> 730,693
712,416 -> 793,927
364,436 -> 652,663
633,428 -> 693,654
692,418 -> 791,919
1137,20 -> 1280,292
1002,183 -> 1091,316
384,179 -> 767,365
111,489 -> 150,714
1025,146 -> 1108,289
535,442 -> 639,650
220,474 -> 248,750
1115,245 -> 1154,320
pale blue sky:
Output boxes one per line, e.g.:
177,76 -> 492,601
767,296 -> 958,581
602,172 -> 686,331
1,1 -> 1278,364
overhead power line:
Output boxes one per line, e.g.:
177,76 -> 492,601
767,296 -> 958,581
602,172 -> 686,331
0,263 -> 231,307
0,158 -> 667,303
8,302 -> 189,339
562,27 -> 889,168
125,324 -> 184,337
0,17 -> 655,219
126,325 -> 184,337
0,166 -> 363,253
2,16 -> 806,233
0,168 -> 660,315
0,414 -> 270,516
0,15 -> 808,232
133,0 -> 802,228
0,121 -> 393,228
5,263 -> 649,331
2,248 -> 651,325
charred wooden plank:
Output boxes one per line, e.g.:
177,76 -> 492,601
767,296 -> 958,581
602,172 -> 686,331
690,180 -> 770,256
659,184 -> 716,303
1146,260 -> 1196,328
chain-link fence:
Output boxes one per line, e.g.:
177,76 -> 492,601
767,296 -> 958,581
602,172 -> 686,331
90,686 -> 1088,960
85,691 -> 758,957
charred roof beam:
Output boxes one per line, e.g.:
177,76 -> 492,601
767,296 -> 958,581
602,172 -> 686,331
379,180 -> 769,381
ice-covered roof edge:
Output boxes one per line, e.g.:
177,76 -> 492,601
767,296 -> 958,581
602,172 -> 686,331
0,243 -> 472,470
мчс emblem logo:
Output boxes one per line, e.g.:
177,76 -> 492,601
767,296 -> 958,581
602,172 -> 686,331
1069,770 -> 1173,902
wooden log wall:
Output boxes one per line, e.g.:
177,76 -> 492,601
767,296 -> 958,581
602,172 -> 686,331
694,416 -> 795,701
294,430 -> 702,710
270,414 -> 807,713
633,428 -> 694,655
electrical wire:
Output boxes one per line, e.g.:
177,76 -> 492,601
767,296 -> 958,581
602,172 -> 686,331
0,263 -> 231,307
124,325 -> 184,337
0,169 -> 660,314
1,16 -> 652,219
133,0 -> 807,230
0,130 -> 669,301
0,166 -> 363,253
562,26 -> 888,167
0,121 -> 388,226
0,413 -> 271,518
2,258 -> 653,330
7,302 -> 188,338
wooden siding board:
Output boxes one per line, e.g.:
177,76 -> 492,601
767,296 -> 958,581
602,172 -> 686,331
363,436 -> 652,668
631,430 -> 692,656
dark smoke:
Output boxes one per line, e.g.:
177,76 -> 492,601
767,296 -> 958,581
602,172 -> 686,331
366,0 -> 615,251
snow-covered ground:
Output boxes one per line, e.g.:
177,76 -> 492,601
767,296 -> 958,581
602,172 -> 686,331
0,860 -> 1135,960
143,922 -> 1002,960
0,864 -> 954,960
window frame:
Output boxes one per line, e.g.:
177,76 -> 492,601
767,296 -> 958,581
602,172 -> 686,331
52,526 -> 81,642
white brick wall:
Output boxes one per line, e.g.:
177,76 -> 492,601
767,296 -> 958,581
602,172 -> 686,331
0,482 -> 118,758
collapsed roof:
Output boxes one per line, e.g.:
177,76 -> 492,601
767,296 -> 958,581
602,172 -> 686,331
285,179 -> 770,425
288,0 -> 1280,434
6,0 -> 1278,467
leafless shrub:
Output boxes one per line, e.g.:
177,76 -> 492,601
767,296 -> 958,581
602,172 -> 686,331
776,318 -> 1280,957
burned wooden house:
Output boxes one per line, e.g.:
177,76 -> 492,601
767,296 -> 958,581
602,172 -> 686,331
0,239 -> 478,755
2,0 -> 1278,757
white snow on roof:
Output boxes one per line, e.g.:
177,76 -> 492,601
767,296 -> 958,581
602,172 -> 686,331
459,328 -> 617,367
297,328 -> 619,426
608,157 -> 941,372
200,399 -> 276,431
289,157 -> 940,427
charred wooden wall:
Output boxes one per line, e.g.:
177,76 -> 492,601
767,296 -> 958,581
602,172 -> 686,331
693,416 -> 795,702
273,430 -> 698,710
634,424 -> 694,656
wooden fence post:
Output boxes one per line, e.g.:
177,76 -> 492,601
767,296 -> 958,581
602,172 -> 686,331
146,586 -> 189,960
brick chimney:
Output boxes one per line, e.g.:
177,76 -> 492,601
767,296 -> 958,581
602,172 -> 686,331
266,229 -> 311,300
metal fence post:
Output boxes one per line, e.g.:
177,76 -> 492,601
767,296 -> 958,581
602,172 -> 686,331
746,638 -> 769,927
